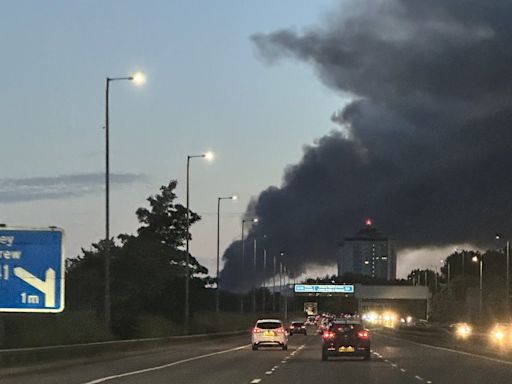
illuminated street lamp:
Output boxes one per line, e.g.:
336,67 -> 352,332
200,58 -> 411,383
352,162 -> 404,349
455,248 -> 465,277
216,195 -> 237,313
441,259 -> 451,284
240,217 -> 258,313
472,255 -> 483,318
185,151 -> 214,332
496,234 -> 510,319
104,71 -> 145,330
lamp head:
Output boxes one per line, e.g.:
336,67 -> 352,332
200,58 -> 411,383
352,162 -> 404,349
131,71 -> 146,85
204,151 -> 214,161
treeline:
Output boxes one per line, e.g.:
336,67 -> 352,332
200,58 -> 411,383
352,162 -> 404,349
408,249 -> 510,324
65,180 -> 233,339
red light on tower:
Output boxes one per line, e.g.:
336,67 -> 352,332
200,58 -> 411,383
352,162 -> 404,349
365,218 -> 373,226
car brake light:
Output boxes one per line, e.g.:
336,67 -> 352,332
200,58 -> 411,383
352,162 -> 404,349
358,331 -> 369,339
276,327 -> 285,333
323,331 -> 335,339
252,328 -> 262,334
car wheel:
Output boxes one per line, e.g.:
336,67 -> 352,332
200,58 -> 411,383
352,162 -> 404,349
252,344 -> 258,351
282,344 -> 288,351
364,349 -> 371,360
322,351 -> 328,361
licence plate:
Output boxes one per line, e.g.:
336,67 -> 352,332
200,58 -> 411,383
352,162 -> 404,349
264,331 -> 276,336
339,346 -> 355,352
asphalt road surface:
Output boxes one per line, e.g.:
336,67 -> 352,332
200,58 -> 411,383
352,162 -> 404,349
4,330 -> 512,384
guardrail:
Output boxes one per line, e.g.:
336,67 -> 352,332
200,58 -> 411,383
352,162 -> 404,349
0,330 -> 247,369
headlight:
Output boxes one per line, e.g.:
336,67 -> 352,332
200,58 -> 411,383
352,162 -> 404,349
456,325 -> 472,338
494,330 -> 505,341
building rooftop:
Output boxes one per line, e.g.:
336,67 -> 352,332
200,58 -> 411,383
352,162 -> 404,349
344,218 -> 388,241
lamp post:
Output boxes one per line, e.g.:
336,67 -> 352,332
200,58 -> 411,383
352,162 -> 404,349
455,248 -> 465,277
472,255 -> 483,319
441,259 -> 451,284
216,195 -> 237,313
262,246 -> 267,313
104,71 -> 145,330
496,234 -> 510,320
252,238 -> 257,313
185,151 -> 214,332
272,254 -> 276,312
241,218 -> 258,313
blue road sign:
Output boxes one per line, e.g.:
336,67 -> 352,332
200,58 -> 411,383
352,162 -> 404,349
0,228 -> 64,313
294,284 -> 355,294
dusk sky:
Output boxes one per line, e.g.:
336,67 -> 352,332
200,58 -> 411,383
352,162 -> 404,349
0,1 -> 348,276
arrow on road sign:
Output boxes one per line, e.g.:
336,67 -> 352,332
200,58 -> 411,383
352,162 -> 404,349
13,267 -> 56,308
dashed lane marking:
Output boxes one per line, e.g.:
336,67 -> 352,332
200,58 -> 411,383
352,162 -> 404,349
265,371 -> 273,375
400,368 -> 407,373
251,380 -> 262,383
415,376 -> 425,381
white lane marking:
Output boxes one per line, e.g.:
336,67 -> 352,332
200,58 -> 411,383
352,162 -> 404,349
251,380 -> 261,383
81,345 -> 249,384
400,368 -> 407,372
272,365 -> 279,370
427,381 -> 433,384
377,333 -> 512,367
415,376 -> 424,381
391,363 -> 397,367
281,360 -> 287,363
265,371 -> 273,375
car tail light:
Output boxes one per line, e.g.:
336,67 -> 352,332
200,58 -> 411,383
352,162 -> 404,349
276,327 -> 285,333
358,331 -> 369,339
252,327 -> 262,334
323,331 -> 335,339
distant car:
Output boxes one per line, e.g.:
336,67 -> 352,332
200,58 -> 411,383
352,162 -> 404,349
450,322 -> 472,340
489,323 -> 512,348
321,320 -> 371,361
252,319 -> 288,350
305,316 -> 316,325
289,321 -> 307,335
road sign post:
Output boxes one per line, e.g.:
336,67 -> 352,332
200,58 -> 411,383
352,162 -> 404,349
0,228 -> 65,313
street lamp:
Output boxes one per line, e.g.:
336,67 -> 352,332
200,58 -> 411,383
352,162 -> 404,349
441,259 -> 451,284
104,71 -> 145,330
253,237 -> 257,313
455,248 -> 465,277
472,255 -> 483,319
185,151 -> 214,332
496,234 -> 510,319
216,195 -> 237,313
240,217 -> 258,313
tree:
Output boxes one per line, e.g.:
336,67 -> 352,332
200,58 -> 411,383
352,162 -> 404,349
66,180 -> 211,337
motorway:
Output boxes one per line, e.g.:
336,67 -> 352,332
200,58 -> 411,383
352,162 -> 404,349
4,329 -> 512,383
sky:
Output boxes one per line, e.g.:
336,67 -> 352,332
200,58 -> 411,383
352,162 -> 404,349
0,0 -> 346,276
3,1 -> 501,283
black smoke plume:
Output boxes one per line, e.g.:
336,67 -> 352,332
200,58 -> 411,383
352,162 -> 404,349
221,0 -> 512,291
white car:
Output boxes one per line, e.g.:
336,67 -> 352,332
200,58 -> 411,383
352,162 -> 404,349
251,319 -> 288,350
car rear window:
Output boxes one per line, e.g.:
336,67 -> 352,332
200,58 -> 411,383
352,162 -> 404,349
330,324 -> 362,333
256,321 -> 282,329
292,322 -> 304,326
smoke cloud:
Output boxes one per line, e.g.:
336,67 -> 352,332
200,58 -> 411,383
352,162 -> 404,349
221,0 -> 512,291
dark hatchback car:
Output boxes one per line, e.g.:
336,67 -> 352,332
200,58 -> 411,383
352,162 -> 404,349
321,321 -> 371,361
289,321 -> 307,335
